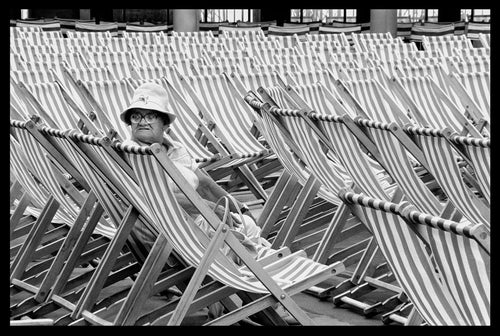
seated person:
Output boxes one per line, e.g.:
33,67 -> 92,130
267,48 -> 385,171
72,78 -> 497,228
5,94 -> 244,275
120,82 -> 270,263
121,82 -> 294,324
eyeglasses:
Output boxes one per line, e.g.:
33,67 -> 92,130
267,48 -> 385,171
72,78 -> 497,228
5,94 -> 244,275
129,112 -> 160,124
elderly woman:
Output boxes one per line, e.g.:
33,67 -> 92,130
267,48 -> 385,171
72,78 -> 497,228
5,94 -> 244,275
121,82 -> 270,261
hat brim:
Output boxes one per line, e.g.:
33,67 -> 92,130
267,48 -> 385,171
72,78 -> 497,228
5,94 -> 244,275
120,102 -> 177,124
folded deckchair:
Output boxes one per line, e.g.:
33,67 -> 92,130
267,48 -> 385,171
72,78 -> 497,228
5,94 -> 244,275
339,189 -> 489,325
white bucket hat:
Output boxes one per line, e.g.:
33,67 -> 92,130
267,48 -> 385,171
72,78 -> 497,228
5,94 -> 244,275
120,82 -> 177,124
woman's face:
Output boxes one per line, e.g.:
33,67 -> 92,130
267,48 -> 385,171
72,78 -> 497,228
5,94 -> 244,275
129,108 -> 169,145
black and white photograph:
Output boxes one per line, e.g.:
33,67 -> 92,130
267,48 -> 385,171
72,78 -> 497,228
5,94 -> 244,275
9,8 -> 490,326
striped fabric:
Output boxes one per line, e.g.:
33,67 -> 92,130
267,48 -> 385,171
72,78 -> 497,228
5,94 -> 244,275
466,22 -> 490,40
342,78 -> 410,125
396,22 -> 414,39
86,51 -> 135,80
16,128 -> 96,229
259,88 -> 337,204
254,63 -> 303,76
448,58 -> 490,74
10,69 -> 55,86
44,37 -> 89,54
74,21 -> 119,37
187,73 -> 268,156
276,110 -> 352,198
340,191 -> 486,325
318,25 -> 361,44
125,23 -> 170,34
448,133 -> 490,203
395,75 -> 470,133
10,136 -> 63,219
453,72 -> 490,122
410,23 -> 455,42
359,119 -> 444,215
16,19 -> 61,31
157,76 -> 231,164
128,146 -> 337,295
268,25 -> 310,36
219,26 -> 266,40
424,40 -> 474,57
478,33 -> 490,49
408,127 -> 490,227
199,21 -> 229,36
79,79 -> 135,140
21,82 -> 80,130
401,206 -> 490,325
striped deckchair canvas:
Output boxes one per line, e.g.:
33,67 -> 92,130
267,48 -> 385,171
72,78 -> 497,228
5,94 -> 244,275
391,74 -> 483,137
478,33 -> 490,49
405,126 -> 490,227
445,131 -> 490,204
318,25 -> 361,45
340,190 -> 489,325
76,79 -> 135,141
268,25 -> 310,38
73,21 -> 119,37
410,23 -> 455,42
120,139 -> 346,325
16,19 -> 61,31
44,37 -> 89,54
452,71 -> 490,122
466,22 -> 490,41
18,125 -> 180,325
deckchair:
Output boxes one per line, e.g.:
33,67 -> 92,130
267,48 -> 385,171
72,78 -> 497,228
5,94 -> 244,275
10,69 -> 56,86
12,79 -> 102,138
9,136 -> 73,266
12,45 -> 54,64
44,37 -> 89,54
339,189 -> 489,325
86,51 -> 136,80
423,39 -> 474,57
336,77 -> 413,126
444,131 -> 490,205
73,78 -> 136,141
122,135 -> 345,325
124,30 -> 164,44
184,42 -> 229,59
10,121 -> 185,325
450,72 -> 490,123
388,74 -> 483,138
317,26 -> 360,45
259,87 -> 410,313
478,33 -> 490,49
267,34 -> 301,49
244,91 -> 374,276
10,128 -> 117,320
10,53 -> 28,72
171,69 -> 273,201
31,122 -> 325,326
403,125 -> 489,227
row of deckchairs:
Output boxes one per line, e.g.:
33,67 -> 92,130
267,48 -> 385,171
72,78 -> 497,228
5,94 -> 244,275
10,29 -> 488,326
10,115 -> 345,325
240,83 -> 489,325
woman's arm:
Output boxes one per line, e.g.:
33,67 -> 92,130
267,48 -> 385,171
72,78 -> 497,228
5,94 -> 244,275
194,168 -> 244,214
